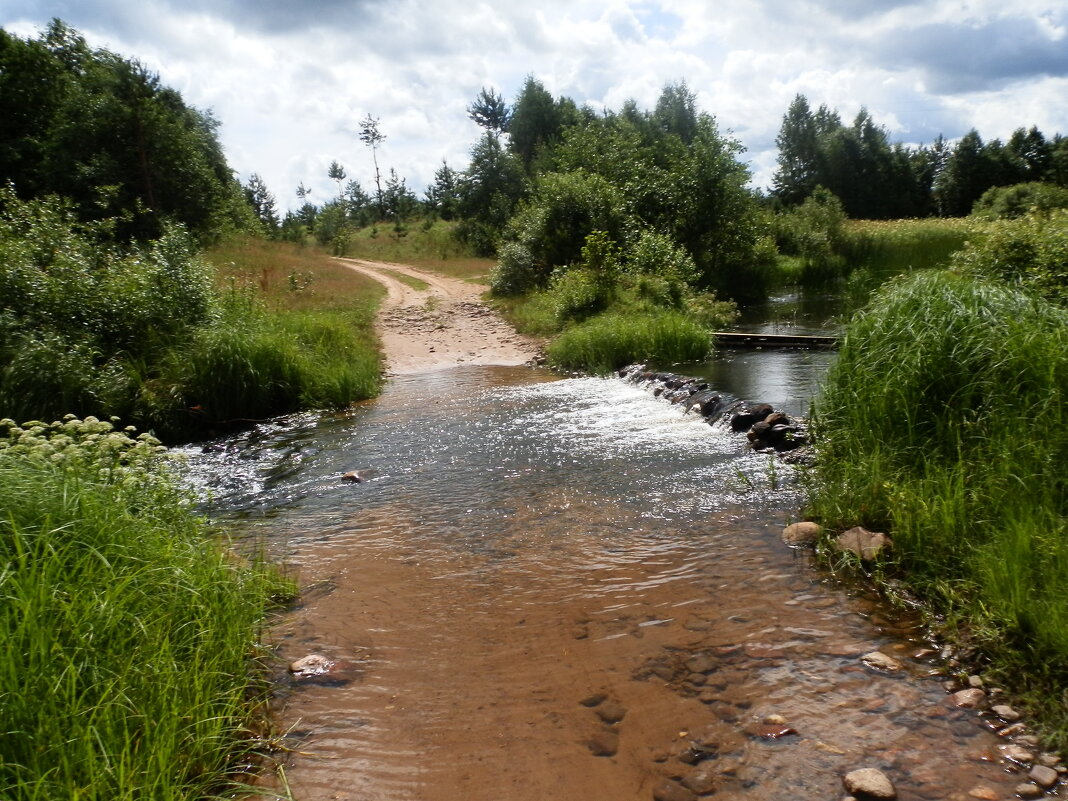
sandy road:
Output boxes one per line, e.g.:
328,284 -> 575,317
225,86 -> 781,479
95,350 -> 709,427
336,258 -> 542,375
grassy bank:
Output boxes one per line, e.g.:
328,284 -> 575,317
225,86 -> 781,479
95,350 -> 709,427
0,192 -> 384,441
0,417 -> 292,800
807,269 -> 1068,743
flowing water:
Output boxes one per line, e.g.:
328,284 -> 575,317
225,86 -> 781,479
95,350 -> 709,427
182,349 -> 1038,801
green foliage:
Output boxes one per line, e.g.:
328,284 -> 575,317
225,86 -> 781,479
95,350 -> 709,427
546,310 -> 711,373
0,416 -> 291,799
808,271 -> 1068,713
952,209 -> 1068,302
489,171 -> 628,294
971,182 -> 1068,220
548,268 -> 609,325
0,21 -> 254,242
773,186 -> 847,284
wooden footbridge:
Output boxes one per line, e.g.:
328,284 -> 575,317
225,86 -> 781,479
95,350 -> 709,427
712,331 -> 839,349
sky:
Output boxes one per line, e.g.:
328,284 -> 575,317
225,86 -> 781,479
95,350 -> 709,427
5,1 -> 1068,211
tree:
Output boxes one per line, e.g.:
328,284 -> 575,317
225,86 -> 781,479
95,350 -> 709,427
243,173 -> 279,234
358,114 -> 386,219
508,76 -> 561,171
328,160 -> 347,200
653,81 -> 699,144
773,95 -> 819,206
425,160 -> 459,220
467,87 -> 510,135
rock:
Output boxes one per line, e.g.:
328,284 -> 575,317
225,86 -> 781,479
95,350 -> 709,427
750,722 -> 798,739
586,728 -> 619,757
652,780 -> 698,801
595,700 -> 627,724
966,785 -> 999,800
684,653 -> 718,674
764,411 -> 790,426
835,527 -> 892,561
341,469 -> 370,483
747,421 -> 772,442
861,651 -> 903,671
842,767 -> 897,800
764,713 -> 788,726
951,688 -> 986,708
991,704 -> 1021,722
999,743 -> 1035,764
580,692 -> 607,708
681,763 -> 718,795
289,654 -> 333,676
1039,753 -> 1061,767
968,674 -> 984,688
1029,765 -> 1059,789
783,521 -> 823,546
1015,782 -> 1043,799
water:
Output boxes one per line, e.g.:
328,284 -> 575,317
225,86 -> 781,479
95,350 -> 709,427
180,358 -> 1038,801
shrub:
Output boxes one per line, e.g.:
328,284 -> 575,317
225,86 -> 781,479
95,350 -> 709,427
972,182 -> 1068,220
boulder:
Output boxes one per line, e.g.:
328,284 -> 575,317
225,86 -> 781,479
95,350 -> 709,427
835,527 -> 892,561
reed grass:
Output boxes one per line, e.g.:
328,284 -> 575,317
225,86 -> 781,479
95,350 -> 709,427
547,310 -> 711,373
0,417 -> 292,800
808,270 -> 1068,739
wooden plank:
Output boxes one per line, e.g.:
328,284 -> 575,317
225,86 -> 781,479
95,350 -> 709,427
712,331 -> 839,348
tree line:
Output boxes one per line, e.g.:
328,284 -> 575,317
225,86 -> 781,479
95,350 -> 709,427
773,93 -> 1068,219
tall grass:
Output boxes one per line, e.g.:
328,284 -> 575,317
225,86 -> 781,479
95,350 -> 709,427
547,311 -> 711,373
808,270 -> 1068,735
0,417 -> 292,800
337,221 -> 495,281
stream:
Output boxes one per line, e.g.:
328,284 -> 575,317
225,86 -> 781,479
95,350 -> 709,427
180,337 -> 1040,800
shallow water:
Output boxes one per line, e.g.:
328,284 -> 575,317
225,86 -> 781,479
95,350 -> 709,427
181,362 -> 1039,801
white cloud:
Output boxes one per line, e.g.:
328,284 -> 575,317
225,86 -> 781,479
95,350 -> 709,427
4,0 -> 1068,210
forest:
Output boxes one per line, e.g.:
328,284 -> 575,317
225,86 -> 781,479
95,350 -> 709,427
3,17 -> 1068,800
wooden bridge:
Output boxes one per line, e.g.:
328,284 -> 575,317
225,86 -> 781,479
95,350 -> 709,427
712,331 -> 839,349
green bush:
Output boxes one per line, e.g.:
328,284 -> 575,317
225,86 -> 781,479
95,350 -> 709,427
0,417 -> 291,799
952,209 -> 1068,303
972,182 -> 1068,220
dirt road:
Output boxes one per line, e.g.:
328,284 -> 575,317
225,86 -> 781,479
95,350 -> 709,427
336,258 -> 542,374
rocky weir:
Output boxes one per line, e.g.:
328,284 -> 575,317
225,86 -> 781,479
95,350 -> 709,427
179,366 -> 1062,801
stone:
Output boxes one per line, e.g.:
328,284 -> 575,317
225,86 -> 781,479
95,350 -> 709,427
1029,765 -> 1059,789
861,651 -> 904,671
685,653 -> 718,674
1039,753 -> 1061,767
764,713 -> 788,726
836,527 -> 893,561
966,785 -> 999,800
842,767 -> 897,800
681,763 -> 718,795
579,692 -> 607,708
1015,782 -> 1043,799
652,780 -> 698,801
289,654 -> 332,676
968,675 -> 984,688
595,700 -> 627,724
587,728 -> 619,757
999,743 -> 1035,764
991,704 -> 1021,722
341,469 -> 369,483
764,411 -> 790,426
951,688 -> 986,708
783,521 -> 823,546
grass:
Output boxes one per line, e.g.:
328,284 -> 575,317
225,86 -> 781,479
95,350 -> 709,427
0,417 -> 293,800
546,310 -> 712,373
807,269 -> 1068,744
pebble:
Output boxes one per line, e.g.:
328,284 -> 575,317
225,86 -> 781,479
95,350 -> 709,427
681,763 -> 718,795
968,675 -> 984,688
951,688 -> 986,708
842,768 -> 897,800
835,527 -> 892,561
289,654 -> 332,676
1039,754 -> 1061,767
586,729 -> 619,757
596,700 -> 627,724
652,779 -> 698,801
1015,782 -> 1043,799
966,786 -> 999,800
1029,765 -> 1059,789
999,743 -> 1035,764
861,651 -> 904,671
991,704 -> 1021,722
782,521 -> 823,546
580,692 -> 607,707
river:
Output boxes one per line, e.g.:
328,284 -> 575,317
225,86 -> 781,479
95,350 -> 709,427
180,342 -> 1039,801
